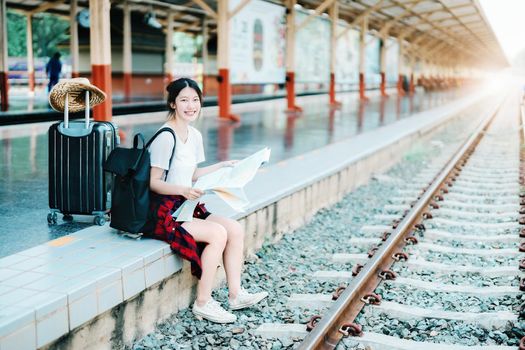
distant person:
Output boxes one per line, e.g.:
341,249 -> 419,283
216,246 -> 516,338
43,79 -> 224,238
46,52 -> 62,93
402,75 -> 410,92
146,78 -> 268,324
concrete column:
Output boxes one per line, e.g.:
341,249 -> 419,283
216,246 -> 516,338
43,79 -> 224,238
90,0 -> 112,121
328,1 -> 340,107
409,55 -> 415,94
285,0 -> 302,112
0,0 -> 8,111
397,36 -> 404,95
165,11 -> 174,84
70,0 -> 80,78
379,37 -> 388,97
358,16 -> 368,100
217,0 -> 239,121
123,0 -> 132,100
26,15 -> 35,93
202,17 -> 209,95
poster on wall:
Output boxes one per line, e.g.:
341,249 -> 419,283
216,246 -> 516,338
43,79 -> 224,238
295,10 -> 330,83
402,54 -> 411,75
385,37 -> 399,84
229,0 -> 286,84
365,34 -> 380,87
171,32 -> 204,87
414,58 -> 422,75
335,24 -> 359,84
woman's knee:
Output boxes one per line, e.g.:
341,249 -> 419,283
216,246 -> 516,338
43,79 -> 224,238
226,220 -> 244,243
209,223 -> 228,247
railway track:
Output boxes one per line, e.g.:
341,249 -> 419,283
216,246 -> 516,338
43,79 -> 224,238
253,92 -> 525,350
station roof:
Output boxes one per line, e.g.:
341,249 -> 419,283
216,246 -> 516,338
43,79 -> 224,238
7,0 -> 508,69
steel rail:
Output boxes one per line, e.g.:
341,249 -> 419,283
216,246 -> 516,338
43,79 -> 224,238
297,91 -> 509,350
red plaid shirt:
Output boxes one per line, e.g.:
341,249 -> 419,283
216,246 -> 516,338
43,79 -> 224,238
145,194 -> 210,279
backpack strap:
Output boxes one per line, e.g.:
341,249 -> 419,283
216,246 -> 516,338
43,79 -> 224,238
146,127 -> 177,181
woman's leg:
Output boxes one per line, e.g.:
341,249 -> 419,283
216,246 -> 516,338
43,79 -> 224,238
205,214 -> 244,299
181,218 -> 227,306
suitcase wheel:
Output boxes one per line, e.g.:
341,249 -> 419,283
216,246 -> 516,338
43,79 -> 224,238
94,215 -> 106,226
63,214 -> 73,222
47,212 -> 58,225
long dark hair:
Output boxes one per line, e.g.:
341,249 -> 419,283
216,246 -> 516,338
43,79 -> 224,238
166,78 -> 203,118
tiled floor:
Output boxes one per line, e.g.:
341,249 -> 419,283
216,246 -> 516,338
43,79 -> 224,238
0,88 -> 465,258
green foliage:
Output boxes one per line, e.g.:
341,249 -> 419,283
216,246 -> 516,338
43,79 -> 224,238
7,10 -> 26,57
6,10 -> 69,58
32,13 -> 70,58
174,32 -> 202,63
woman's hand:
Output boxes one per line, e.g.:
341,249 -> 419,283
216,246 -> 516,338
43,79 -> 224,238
221,160 -> 239,168
183,187 -> 204,200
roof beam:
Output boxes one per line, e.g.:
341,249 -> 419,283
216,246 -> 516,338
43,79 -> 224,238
350,0 -> 385,26
127,0 -> 209,17
229,0 -> 251,19
378,0 -> 419,37
387,0 -> 478,60
27,0 -> 65,15
296,0 -> 337,32
191,0 -> 217,19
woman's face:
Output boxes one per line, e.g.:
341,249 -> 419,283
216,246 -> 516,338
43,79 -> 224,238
173,86 -> 201,123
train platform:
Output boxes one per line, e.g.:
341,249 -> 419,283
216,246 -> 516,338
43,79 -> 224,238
1,87 -> 466,259
0,86 -> 344,125
0,85 -> 503,350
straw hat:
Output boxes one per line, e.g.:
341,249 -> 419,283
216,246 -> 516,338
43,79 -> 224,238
49,78 -> 106,113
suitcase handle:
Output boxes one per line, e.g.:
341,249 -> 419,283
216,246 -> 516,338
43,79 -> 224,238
59,90 -> 95,137
64,93 -> 69,128
64,90 -> 90,129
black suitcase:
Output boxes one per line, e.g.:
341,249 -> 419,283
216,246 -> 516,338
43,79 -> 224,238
48,91 -> 118,225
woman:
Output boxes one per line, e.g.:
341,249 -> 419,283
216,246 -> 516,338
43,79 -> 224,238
148,78 -> 267,324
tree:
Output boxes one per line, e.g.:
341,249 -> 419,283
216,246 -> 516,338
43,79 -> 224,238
32,13 -> 69,58
7,10 -> 26,57
6,10 -> 69,59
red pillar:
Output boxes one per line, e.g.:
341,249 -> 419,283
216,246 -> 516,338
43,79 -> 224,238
328,2 -> 340,108
92,64 -> 112,121
218,68 -> 239,121
0,0 -> 8,111
380,72 -> 388,97
28,72 -> 35,92
397,74 -> 405,96
359,73 -> 368,100
286,71 -> 302,112
0,72 -> 7,111
329,73 -> 341,107
90,0 -> 112,121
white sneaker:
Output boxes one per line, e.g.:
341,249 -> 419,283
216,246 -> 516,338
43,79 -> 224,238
192,298 -> 237,324
229,288 -> 269,310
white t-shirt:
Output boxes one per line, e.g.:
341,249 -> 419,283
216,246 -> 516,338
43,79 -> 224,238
148,124 -> 205,187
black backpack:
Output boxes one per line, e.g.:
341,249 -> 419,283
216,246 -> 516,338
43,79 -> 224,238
103,127 -> 176,233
